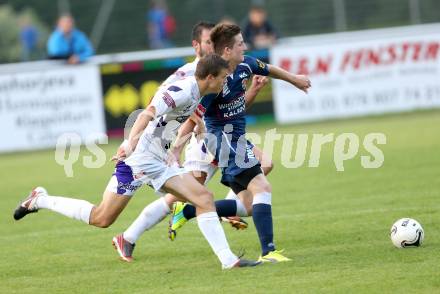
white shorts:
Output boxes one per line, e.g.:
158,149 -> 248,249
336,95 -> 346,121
105,161 -> 142,196
107,156 -> 186,196
184,135 -> 218,184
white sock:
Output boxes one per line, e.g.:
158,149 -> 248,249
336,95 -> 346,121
225,189 -> 238,200
36,195 -> 94,224
225,189 -> 248,217
197,211 -> 238,268
123,197 -> 170,244
253,192 -> 272,205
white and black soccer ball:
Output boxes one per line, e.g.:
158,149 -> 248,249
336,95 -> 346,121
390,218 -> 424,248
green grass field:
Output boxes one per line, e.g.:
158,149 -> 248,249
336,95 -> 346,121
1,110 -> 439,293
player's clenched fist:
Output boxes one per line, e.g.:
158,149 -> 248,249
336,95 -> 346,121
111,140 -> 133,162
293,75 -> 311,93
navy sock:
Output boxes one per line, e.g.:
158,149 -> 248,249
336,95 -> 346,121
252,203 -> 275,256
182,204 -> 196,219
214,199 -> 237,217
182,200 -> 237,220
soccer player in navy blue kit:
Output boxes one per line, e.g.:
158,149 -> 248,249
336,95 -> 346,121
170,23 -> 311,263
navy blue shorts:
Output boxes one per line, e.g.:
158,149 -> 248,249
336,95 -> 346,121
207,132 -> 260,187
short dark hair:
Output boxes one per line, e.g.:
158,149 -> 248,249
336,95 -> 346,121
191,21 -> 216,43
210,23 -> 241,55
195,54 -> 229,79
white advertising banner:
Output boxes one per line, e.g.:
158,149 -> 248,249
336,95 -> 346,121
0,65 -> 105,152
270,24 -> 440,124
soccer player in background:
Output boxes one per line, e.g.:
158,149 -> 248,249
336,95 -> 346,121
13,54 -> 260,269
168,23 -> 311,263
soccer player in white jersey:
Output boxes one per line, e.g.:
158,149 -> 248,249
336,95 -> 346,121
110,21 -> 271,262
13,54 -> 260,269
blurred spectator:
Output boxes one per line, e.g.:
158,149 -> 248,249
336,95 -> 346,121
146,0 -> 176,49
242,5 -> 279,49
47,14 -> 94,64
19,17 -> 39,61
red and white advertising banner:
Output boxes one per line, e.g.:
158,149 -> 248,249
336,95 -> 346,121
0,64 -> 105,152
270,24 -> 440,124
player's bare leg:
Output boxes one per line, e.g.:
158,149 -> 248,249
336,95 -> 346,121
252,146 -> 274,176
169,168 -> 248,235
164,173 -> 259,269
164,173 -> 215,214
89,190 -> 131,227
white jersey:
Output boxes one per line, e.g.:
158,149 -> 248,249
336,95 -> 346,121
160,58 -> 199,88
125,76 -> 201,169
159,58 -> 219,182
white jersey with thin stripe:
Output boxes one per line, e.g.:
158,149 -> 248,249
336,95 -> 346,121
161,57 -> 218,179
160,58 -> 199,88
124,76 -> 201,168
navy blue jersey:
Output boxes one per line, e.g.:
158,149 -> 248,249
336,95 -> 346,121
200,55 -> 269,138
199,55 -> 270,185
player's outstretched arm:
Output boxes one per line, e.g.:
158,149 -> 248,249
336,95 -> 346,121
245,75 -> 269,108
267,64 -> 311,93
111,107 -> 156,161
112,106 -> 156,161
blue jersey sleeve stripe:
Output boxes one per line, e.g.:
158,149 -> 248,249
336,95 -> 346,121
239,62 -> 253,73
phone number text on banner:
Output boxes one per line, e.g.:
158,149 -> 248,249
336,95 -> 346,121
270,25 -> 440,124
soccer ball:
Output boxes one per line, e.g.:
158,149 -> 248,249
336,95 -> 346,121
390,218 -> 424,248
